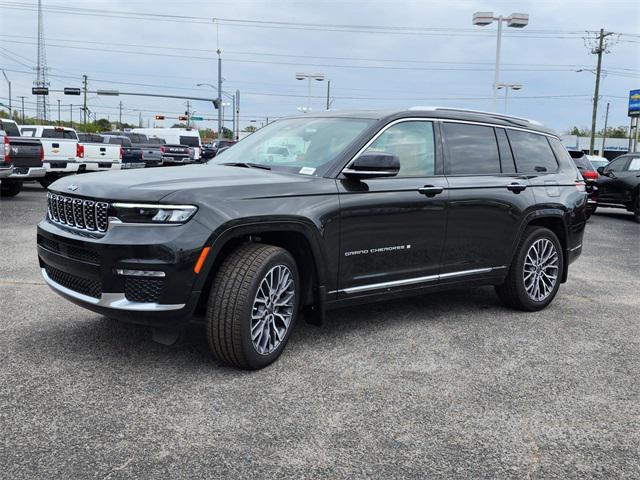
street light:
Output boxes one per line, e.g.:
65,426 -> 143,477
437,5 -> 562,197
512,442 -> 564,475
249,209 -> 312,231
473,12 -> 529,111
198,83 -> 239,139
295,73 -> 325,112
496,83 -> 522,113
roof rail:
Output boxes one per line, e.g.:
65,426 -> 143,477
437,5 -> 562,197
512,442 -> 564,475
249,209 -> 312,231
408,106 -> 543,126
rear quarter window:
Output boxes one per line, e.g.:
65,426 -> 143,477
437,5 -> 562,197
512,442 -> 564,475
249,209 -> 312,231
42,129 -> 78,140
179,136 -> 200,147
508,130 -> 558,174
1,121 -> 21,136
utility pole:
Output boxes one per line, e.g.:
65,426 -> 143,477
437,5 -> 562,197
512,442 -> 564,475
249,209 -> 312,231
600,102 -> 610,156
70,104 -> 73,129
326,80 -> 331,110
57,99 -> 61,125
1,70 -> 11,119
19,96 -> 25,123
186,100 -> 191,128
118,101 -> 122,129
82,74 -> 88,130
138,111 -> 142,128
217,49 -> 222,139
235,89 -> 240,140
588,29 -> 614,155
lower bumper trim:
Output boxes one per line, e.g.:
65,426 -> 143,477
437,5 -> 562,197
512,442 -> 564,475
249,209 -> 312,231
42,268 -> 185,312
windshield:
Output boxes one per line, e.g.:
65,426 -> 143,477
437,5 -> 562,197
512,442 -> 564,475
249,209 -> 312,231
211,117 -> 374,176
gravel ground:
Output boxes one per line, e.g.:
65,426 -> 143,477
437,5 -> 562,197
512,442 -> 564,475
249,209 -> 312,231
1,184 -> 639,479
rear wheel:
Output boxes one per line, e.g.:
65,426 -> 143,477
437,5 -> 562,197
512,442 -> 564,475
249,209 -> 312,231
206,243 -> 299,370
0,180 -> 22,197
495,227 -> 564,311
38,175 -> 56,189
633,191 -> 640,223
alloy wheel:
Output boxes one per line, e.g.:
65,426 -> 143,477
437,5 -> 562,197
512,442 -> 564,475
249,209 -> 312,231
523,238 -> 559,302
250,265 -> 295,355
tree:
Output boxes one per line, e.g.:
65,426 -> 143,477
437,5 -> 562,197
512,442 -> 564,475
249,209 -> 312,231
243,125 -> 257,133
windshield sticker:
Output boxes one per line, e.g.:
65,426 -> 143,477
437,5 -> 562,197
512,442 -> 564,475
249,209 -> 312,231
299,167 -> 316,175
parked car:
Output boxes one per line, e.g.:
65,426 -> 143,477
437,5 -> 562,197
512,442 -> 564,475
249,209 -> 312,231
102,132 -> 164,168
37,108 -> 587,369
570,152 -> 600,217
595,153 -> 640,222
132,127 -> 202,161
100,135 -> 145,169
202,139 -> 236,160
20,125 -> 84,188
77,133 -> 123,172
0,119 -> 45,197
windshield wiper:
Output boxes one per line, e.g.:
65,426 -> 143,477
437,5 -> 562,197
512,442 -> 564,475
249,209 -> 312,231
221,162 -> 271,170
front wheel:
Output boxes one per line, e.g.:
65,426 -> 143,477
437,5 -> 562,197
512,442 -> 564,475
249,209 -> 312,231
0,180 -> 22,197
495,227 -> 564,311
206,243 -> 299,370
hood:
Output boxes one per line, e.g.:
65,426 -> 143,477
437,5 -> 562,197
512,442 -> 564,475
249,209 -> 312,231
49,164 -> 318,202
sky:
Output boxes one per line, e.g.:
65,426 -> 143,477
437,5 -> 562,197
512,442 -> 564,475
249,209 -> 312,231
0,0 -> 638,133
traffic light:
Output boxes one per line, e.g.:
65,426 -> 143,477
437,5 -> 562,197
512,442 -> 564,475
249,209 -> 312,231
178,115 -> 188,121
32,87 -> 49,95
212,99 -> 220,110
155,115 -> 165,120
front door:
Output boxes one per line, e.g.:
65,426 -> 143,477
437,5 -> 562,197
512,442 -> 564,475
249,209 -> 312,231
598,156 -> 636,205
337,120 -> 448,296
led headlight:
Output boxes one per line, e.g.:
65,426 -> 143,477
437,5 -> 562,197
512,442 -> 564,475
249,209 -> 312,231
111,203 -> 198,224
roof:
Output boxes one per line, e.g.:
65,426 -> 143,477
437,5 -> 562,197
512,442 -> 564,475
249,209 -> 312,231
281,107 -> 556,136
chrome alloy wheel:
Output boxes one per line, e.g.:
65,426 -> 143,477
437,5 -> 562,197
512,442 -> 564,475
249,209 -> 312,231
251,265 -> 295,355
523,238 -> 559,302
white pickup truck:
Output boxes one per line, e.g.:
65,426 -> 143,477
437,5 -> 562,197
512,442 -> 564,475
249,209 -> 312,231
20,125 -> 83,187
77,133 -> 122,171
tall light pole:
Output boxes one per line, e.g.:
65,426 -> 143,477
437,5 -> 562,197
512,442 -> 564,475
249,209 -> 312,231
496,83 -> 522,112
295,72 -> 325,112
217,49 -> 222,139
197,83 -> 239,139
1,69 -> 11,119
472,12 -> 529,111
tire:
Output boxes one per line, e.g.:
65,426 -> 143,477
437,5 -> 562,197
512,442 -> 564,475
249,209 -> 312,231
0,180 -> 22,197
38,176 -> 55,189
206,243 -> 300,370
633,191 -> 640,223
495,226 -> 564,312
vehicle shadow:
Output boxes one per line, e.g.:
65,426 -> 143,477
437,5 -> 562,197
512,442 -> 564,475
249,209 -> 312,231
592,210 -> 638,223
16,286 -> 509,373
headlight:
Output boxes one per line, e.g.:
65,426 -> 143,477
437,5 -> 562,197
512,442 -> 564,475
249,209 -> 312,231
111,203 -> 198,224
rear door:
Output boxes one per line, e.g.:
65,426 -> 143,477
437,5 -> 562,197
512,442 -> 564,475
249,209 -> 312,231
337,119 -> 448,295
440,122 -> 535,277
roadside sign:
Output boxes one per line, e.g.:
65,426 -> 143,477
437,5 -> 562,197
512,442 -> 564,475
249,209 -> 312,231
190,116 -> 203,121
629,89 -> 640,116
63,87 -> 81,95
96,89 -> 119,96
32,87 -> 49,95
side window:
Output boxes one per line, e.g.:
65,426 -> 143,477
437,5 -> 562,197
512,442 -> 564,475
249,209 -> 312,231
626,157 -> 640,171
442,122 -> 501,175
606,158 -> 628,172
508,130 -> 558,173
363,121 -> 435,177
495,128 -> 516,173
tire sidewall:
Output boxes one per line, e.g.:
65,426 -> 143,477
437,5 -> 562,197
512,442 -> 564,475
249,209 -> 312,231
513,228 -> 564,310
239,249 -> 300,369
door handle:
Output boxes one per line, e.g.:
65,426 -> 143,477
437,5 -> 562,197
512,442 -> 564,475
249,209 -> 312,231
418,185 -> 444,197
506,182 -> 527,193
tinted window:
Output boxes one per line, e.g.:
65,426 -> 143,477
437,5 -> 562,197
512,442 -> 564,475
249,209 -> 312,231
107,137 -> 131,147
508,130 -> 558,173
147,137 -> 165,145
78,133 -> 102,143
364,121 -> 435,177
180,136 -> 200,147
0,121 -> 20,136
42,128 -> 78,140
443,123 -> 500,175
627,157 -> 640,171
126,133 -> 147,144
495,128 -> 516,173
572,156 -> 590,171
606,157 -> 628,172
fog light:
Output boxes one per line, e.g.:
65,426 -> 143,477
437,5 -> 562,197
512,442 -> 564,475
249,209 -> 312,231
115,269 -> 166,278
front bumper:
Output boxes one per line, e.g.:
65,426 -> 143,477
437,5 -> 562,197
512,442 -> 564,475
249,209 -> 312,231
37,216 -> 211,325
9,166 -> 46,179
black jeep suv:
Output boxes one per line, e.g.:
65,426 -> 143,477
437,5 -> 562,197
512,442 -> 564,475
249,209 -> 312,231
37,108 -> 587,369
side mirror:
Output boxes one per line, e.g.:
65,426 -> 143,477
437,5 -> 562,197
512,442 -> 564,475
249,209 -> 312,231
597,166 -> 605,175
343,152 -> 400,179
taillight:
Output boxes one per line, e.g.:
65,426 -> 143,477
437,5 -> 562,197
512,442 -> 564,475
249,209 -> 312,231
40,146 -> 44,163
2,136 -> 9,161
582,170 -> 598,181
119,147 -> 123,160
76,143 -> 85,158
160,146 -> 166,154
141,151 -> 144,161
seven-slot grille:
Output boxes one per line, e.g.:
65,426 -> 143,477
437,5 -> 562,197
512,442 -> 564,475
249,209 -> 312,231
47,192 -> 109,232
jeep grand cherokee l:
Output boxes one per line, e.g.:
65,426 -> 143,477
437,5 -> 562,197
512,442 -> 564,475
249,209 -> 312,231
37,108 -> 587,370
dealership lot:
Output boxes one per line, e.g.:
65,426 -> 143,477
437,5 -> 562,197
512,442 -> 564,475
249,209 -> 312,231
1,185 -> 639,478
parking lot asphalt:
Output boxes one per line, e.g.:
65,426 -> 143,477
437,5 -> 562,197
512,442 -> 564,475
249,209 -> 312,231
1,184 -> 639,479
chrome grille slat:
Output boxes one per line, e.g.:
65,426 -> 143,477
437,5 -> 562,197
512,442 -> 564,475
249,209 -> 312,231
47,194 -> 109,233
